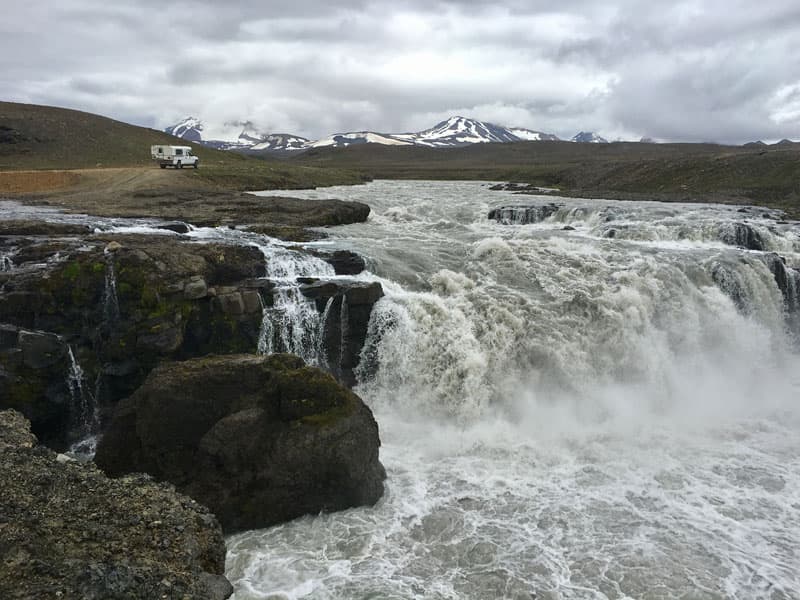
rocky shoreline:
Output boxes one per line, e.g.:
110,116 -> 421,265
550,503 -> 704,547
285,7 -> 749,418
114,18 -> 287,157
0,409 -> 232,599
0,190 -> 387,597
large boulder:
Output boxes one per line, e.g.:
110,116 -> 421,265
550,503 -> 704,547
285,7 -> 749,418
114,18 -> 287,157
95,353 -> 386,533
0,410 -> 231,599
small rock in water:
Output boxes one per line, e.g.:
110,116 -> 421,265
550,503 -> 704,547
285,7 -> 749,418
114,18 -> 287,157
104,241 -> 122,253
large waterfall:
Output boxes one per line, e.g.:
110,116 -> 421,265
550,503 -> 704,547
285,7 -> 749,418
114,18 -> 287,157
226,181 -> 800,599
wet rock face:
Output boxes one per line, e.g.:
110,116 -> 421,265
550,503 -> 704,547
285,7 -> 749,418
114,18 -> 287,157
0,235 -> 267,447
488,204 -> 563,224
320,249 -> 367,275
0,324 -> 73,445
0,410 -> 232,599
300,280 -> 384,386
95,354 -> 386,533
719,222 -> 765,251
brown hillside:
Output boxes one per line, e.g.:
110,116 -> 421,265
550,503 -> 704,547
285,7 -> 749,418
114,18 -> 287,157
0,102 -> 365,190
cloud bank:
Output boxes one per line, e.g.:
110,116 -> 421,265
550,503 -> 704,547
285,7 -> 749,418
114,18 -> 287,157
2,0 -> 799,143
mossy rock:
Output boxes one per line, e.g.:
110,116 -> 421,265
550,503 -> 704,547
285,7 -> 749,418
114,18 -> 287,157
96,353 -> 386,532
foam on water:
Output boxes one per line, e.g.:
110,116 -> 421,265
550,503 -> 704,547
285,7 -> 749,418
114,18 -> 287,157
230,182 -> 800,599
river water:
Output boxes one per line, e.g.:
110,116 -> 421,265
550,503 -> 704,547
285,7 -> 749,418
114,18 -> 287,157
225,181 -> 800,599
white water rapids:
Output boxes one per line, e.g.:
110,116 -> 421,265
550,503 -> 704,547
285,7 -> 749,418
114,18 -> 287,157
225,181 -> 800,599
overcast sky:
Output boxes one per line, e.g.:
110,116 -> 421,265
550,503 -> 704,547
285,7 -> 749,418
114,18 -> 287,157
2,1 -> 799,143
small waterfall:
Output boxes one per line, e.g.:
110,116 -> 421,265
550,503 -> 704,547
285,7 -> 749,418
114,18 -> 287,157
315,296 -> 335,368
102,255 -> 120,322
254,244 -> 336,366
1,253 -> 13,272
67,346 -> 99,436
339,292 -> 349,365
66,346 -> 99,451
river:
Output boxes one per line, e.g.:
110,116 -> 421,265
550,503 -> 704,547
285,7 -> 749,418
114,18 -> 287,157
224,181 -> 800,599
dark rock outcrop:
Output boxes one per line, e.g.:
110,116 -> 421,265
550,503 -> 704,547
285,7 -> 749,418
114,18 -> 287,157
309,249 -> 367,275
95,354 -> 386,533
0,220 -> 91,236
0,409 -> 231,599
154,221 -> 192,234
0,325 -> 73,442
488,204 -> 563,224
0,235 -> 267,446
245,224 -> 328,242
761,253 -> 800,315
253,197 -> 370,227
300,280 -> 384,386
719,222 -> 765,251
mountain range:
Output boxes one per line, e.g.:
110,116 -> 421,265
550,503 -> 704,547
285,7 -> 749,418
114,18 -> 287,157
164,116 -> 608,153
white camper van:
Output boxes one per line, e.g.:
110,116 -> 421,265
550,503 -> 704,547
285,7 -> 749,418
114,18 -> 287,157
150,145 -> 200,169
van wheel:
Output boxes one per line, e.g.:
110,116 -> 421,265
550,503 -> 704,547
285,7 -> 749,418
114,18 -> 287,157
176,161 -> 182,169
193,162 -> 198,169
160,164 -> 166,169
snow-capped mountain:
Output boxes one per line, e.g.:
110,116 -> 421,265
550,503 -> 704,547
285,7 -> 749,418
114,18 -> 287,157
163,117 -> 307,151
251,134 -> 312,152
165,117 -> 204,142
397,116 -> 524,146
571,131 -> 608,144
165,115 -> 575,152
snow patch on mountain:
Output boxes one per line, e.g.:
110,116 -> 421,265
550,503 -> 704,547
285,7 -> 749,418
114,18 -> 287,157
571,131 -> 608,143
310,132 -> 413,148
251,134 -> 312,151
508,127 -> 560,142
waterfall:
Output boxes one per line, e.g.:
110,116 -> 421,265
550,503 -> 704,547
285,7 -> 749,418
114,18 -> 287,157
66,345 -> 99,445
338,293 -> 349,368
228,182 -> 800,600
253,243 -> 336,367
1,253 -> 13,272
315,296 -> 335,369
102,255 -> 120,322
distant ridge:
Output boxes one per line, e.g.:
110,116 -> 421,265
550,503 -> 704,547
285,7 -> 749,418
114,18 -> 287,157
165,115 -> 583,153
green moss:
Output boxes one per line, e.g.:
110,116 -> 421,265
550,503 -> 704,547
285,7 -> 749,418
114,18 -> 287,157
299,398 -> 356,427
61,261 -> 81,281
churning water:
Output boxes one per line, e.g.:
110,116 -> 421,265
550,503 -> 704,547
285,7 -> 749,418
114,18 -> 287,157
227,181 -> 800,599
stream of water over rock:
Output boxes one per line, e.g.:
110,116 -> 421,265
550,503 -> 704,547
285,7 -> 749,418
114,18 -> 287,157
223,181 -> 800,600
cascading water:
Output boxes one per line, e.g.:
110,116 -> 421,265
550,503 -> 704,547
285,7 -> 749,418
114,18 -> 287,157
253,243 -> 336,367
66,345 -> 100,456
1,252 -> 13,271
228,181 -> 800,599
102,252 -> 120,323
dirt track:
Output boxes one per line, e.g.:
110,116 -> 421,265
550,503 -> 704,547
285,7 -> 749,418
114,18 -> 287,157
0,167 -> 207,196
0,167 -> 235,223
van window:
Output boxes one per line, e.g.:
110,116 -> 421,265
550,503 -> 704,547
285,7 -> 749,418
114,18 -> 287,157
157,148 -> 163,154
186,149 -> 192,156
175,149 -> 183,156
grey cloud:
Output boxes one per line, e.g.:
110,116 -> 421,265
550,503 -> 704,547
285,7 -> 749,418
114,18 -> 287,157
2,1 -> 799,142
